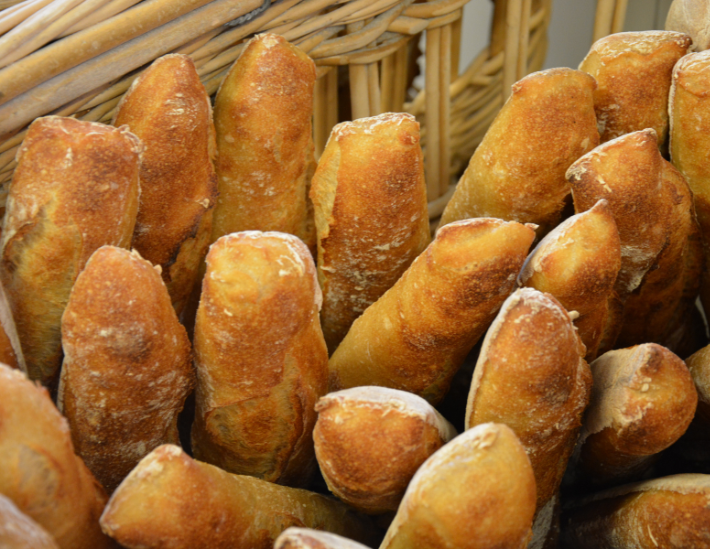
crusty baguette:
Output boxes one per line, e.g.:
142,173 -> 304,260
0,364 -> 115,549
567,129 -> 671,299
579,31 -> 691,147
0,116 -> 141,389
328,218 -> 535,405
113,54 -> 218,317
465,288 -> 591,546
617,160 -> 700,348
570,343 -> 697,488
57,246 -> 194,493
561,474 -> 710,548
686,343 -> 710,425
666,0 -> 710,51
439,68 -> 599,235
310,112 -> 431,352
275,528 -> 372,549
314,386 -> 457,514
211,33 -> 317,251
379,423 -> 536,549
100,444 -> 379,549
0,494 -> 59,549
518,199 -> 621,361
191,231 -> 328,487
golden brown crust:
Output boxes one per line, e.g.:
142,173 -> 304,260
574,344 -> 697,487
465,288 -> 591,517
328,218 -> 535,405
191,231 -> 328,487
380,423 -> 536,549
313,387 -> 456,514
0,364 -> 115,549
684,344 -> 710,425
567,129 -> 671,299
211,34 -> 317,251
0,116 -> 141,388
113,54 -> 218,317
617,160 -> 700,348
100,444 -> 378,549
440,68 -> 599,234
311,112 -> 431,353
57,246 -> 194,493
561,474 -> 710,549
0,494 -> 59,549
275,528 -> 372,549
579,31 -> 692,147
518,199 -> 621,361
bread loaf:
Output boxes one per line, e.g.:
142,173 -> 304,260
666,0 -> 710,51
57,246 -> 194,493
561,474 -> 710,548
0,364 -> 115,549
191,231 -> 328,486
379,423 -> 536,549
570,344 -> 697,488
465,288 -> 591,546
275,528 -> 372,549
579,31 -> 691,147
313,386 -> 456,514
0,277 -> 22,370
0,494 -> 59,549
0,116 -> 141,389
310,112 -> 431,352
211,33 -> 317,251
518,199 -> 621,361
113,54 -> 218,317
328,218 -> 535,404
440,68 -> 599,235
100,444 -> 379,549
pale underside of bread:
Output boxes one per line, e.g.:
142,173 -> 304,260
0,494 -> 59,549
0,276 -> 24,370
666,0 -> 710,51
57,246 -> 194,494
275,527 -> 373,549
113,53 -> 218,317
328,218 -> 535,405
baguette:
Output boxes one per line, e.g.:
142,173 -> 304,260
275,528 -> 372,549
570,343 -> 697,488
100,444 -> 379,549
328,218 -> 535,404
0,364 -> 115,549
113,53 -> 218,317
379,423 -> 536,549
666,0 -> 710,51
561,474 -> 710,548
439,68 -> 599,235
191,231 -> 328,486
211,33 -> 317,251
310,112 -> 431,352
57,246 -> 194,493
579,31 -> 692,147
0,494 -> 59,549
518,199 -> 621,361
567,129 -> 671,299
0,116 -> 141,388
313,386 -> 456,514
465,287 -> 591,546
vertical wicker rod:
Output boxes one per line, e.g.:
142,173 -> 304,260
593,0 -> 616,42
326,66 -> 339,135
347,21 -> 370,119
314,71 -> 329,158
380,52 -> 395,112
503,0 -> 522,99
516,0 -> 531,79
367,61 -> 381,116
451,16 -> 461,81
611,0 -> 628,33
392,42 -> 407,112
425,26 -> 441,201
439,23 -> 451,196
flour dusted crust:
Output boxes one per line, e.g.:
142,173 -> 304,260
113,54 -> 218,317
0,364 -> 114,549
0,494 -> 59,549
311,112 -> 430,353
57,245 -> 194,493
328,218 -> 535,405
666,0 -> 710,51
275,528 -> 372,549
579,31 -> 691,146
100,445 -> 378,549
380,423 -> 536,549
191,231 -> 328,487
440,67 -> 599,235
313,386 -> 456,513
0,116 -> 141,389
211,33 -> 317,252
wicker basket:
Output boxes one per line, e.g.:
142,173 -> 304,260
0,0 -> 553,219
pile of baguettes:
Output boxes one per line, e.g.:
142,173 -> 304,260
5,15 -> 710,549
